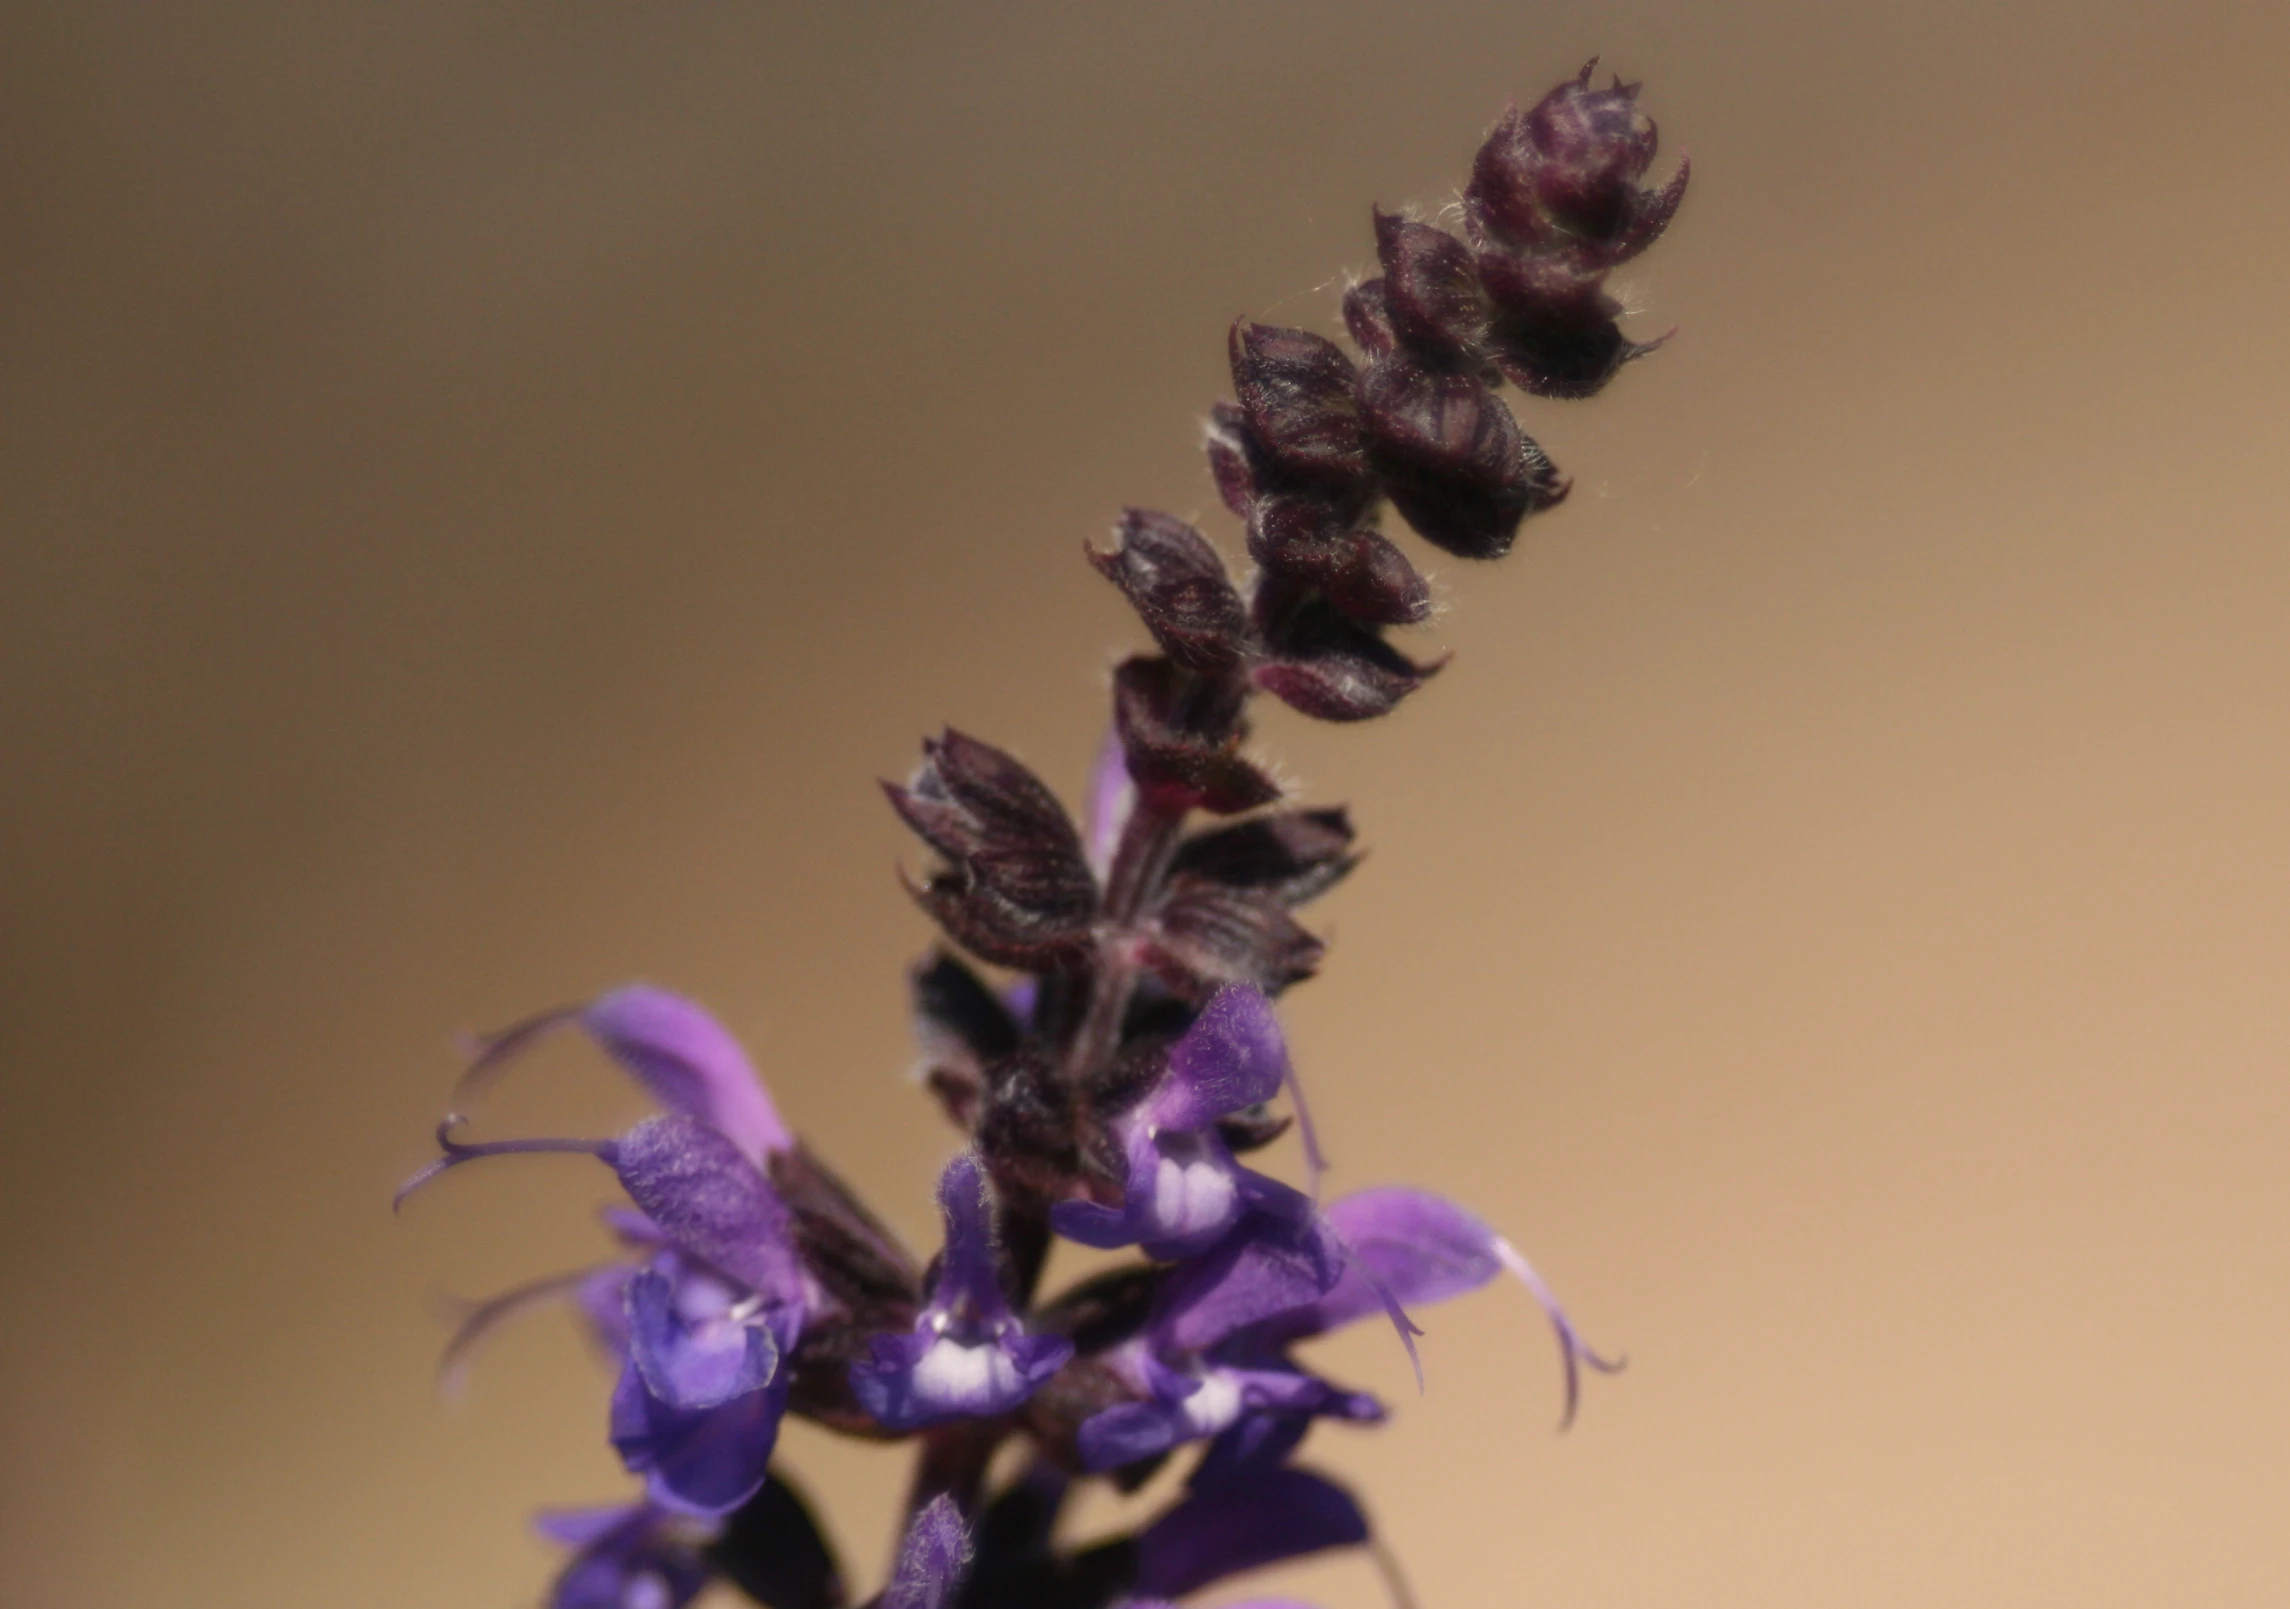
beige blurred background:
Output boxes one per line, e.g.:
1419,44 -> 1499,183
5,2 -> 2289,1605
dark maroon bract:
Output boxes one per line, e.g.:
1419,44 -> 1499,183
402,60 -> 1686,1609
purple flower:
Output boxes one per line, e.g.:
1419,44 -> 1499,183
457,985 -> 794,1166
1273,1185 -> 1625,1428
1052,986 -> 1322,1258
535,1502 -> 716,1609
401,1044 -> 815,1515
1078,1182 -> 1616,1470
604,1119 -> 811,1514
849,1154 -> 1072,1431
1074,1204 -> 1372,1472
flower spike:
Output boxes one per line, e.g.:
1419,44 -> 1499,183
407,58 -> 1683,1609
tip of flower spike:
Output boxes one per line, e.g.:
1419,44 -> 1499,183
1493,1236 -> 1625,1429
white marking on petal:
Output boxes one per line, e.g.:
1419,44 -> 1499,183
910,1336 -> 1023,1412
1177,1369 -> 1246,1436
1148,1138 -> 1239,1240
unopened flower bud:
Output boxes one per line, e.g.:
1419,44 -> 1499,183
1088,509 -> 1248,673
1372,210 -> 1491,364
1356,352 -> 1567,559
1229,322 -> 1371,490
1467,59 -> 1685,261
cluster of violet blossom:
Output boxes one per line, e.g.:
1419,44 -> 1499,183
401,61 -> 1686,1609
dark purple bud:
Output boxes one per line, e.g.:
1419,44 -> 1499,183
1088,509 -> 1248,673
910,951 -> 1020,1075
1033,1263 -> 1166,1353
887,730 -> 1098,967
1467,61 -> 1683,258
1168,808 -> 1357,907
1251,581 -> 1442,723
908,951 -> 1020,1132
1356,352 -> 1567,559
766,1144 -> 923,1324
1144,876 -> 1325,998
1229,322 -> 1370,489
1133,1467 -> 1369,1600
1341,278 -> 1397,356
1372,210 -> 1491,363
1112,656 -> 1282,816
1246,499 -> 1429,629
1325,526 -> 1432,626
1475,249 -> 1664,399
705,1476 -> 847,1609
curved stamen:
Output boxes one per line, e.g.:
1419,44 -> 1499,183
392,1116 -> 615,1213
436,1264 -> 616,1398
1493,1236 -> 1625,1429
1331,1228 -> 1427,1392
449,1004 -> 586,1110
1281,1057 -> 1328,1197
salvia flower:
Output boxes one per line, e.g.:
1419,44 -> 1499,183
851,1154 -> 1073,1430
406,60 -> 1685,1609
1051,985 -> 1319,1258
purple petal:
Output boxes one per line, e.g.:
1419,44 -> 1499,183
625,1265 -> 782,1411
453,986 -> 793,1165
1076,1398 -> 1189,1470
576,1264 -> 639,1359
849,1327 -> 1072,1432
931,1153 -> 1003,1315
610,1356 -> 787,1517
1048,1193 -> 1133,1250
610,1116 -> 802,1301
1133,1467 -> 1368,1599
1280,1187 -> 1622,1426
1149,987 -> 1290,1132
882,1495 -> 971,1609
583,987 -> 794,1164
1085,725 -> 1137,879
1154,1201 -> 1344,1355
1188,1412 -> 1313,1489
1077,1356 -> 1357,1472
539,1502 -> 716,1609
534,1505 -> 639,1549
